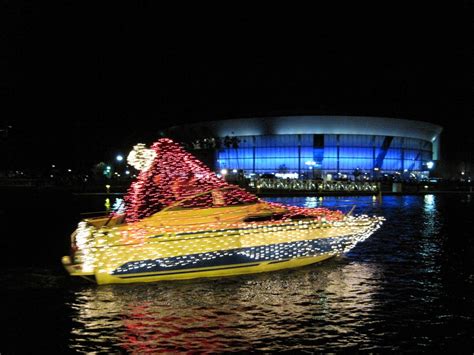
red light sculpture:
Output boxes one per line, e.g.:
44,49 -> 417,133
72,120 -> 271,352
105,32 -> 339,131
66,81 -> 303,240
124,138 -> 343,223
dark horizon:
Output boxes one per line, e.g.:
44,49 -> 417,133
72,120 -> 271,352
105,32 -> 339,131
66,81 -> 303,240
1,2 -> 473,171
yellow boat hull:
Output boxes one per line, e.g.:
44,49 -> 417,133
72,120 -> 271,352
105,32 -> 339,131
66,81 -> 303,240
89,254 -> 333,284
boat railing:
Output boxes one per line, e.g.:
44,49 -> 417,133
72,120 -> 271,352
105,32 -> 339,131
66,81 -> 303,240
346,205 -> 356,217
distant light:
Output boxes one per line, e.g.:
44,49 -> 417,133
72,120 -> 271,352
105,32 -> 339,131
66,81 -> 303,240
374,167 -> 379,171
116,155 -> 123,162
305,160 -> 316,166
220,169 -> 228,175
51,164 -> 55,168
232,169 -> 238,173
105,184 -> 110,188
67,169 -> 72,172
427,161 -> 434,169
125,170 -> 130,175
50,174 -> 54,178
424,185 -> 429,189
106,166 -> 111,170
461,171 -> 465,175
275,173 -> 299,179
403,169 -> 408,172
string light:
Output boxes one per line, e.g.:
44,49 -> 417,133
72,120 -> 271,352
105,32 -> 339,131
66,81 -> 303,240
127,143 -> 157,171
64,138 -> 385,284
124,139 -> 258,222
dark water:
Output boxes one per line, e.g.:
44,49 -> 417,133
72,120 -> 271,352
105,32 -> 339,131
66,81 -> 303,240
2,191 -> 474,352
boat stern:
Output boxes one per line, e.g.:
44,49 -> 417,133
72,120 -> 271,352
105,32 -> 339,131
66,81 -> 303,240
61,255 -> 94,277
61,220 -> 101,281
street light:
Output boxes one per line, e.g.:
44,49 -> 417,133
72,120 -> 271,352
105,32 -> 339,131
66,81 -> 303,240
116,154 -> 123,162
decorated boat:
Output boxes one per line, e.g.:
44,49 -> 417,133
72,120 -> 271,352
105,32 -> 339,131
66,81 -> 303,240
62,139 -> 384,284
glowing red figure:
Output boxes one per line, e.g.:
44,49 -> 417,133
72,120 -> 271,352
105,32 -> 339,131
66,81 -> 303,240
124,138 -> 343,223
124,139 -> 258,222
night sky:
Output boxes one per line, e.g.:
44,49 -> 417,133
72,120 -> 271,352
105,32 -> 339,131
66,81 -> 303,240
1,2 -> 473,172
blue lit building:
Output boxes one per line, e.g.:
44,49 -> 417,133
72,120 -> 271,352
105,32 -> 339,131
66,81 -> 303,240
169,116 -> 443,179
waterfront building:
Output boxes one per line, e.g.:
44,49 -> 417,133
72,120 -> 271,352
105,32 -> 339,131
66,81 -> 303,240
168,116 -> 442,180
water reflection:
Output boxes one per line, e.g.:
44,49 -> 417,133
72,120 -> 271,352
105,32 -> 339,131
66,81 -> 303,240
424,194 -> 435,212
70,261 -> 380,352
419,194 -> 442,275
422,194 -> 440,240
304,196 -> 327,209
51,195 -> 471,352
104,198 -> 111,212
304,196 -> 322,208
113,198 -> 125,214
102,197 -> 125,215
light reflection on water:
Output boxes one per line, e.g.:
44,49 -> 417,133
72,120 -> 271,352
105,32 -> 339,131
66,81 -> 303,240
70,261 -> 380,352
3,194 -> 474,352
420,195 -> 441,263
62,194 -> 474,352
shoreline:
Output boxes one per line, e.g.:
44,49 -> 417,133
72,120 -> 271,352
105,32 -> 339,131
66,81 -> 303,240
69,190 -> 472,197
1,183 -> 472,197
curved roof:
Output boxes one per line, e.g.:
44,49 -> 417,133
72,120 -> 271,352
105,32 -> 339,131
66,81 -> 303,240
176,116 -> 443,142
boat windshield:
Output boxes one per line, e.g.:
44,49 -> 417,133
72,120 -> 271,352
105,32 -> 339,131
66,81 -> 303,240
163,187 -> 256,211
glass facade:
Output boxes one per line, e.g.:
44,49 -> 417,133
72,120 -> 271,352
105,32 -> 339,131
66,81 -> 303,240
216,134 -> 433,175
